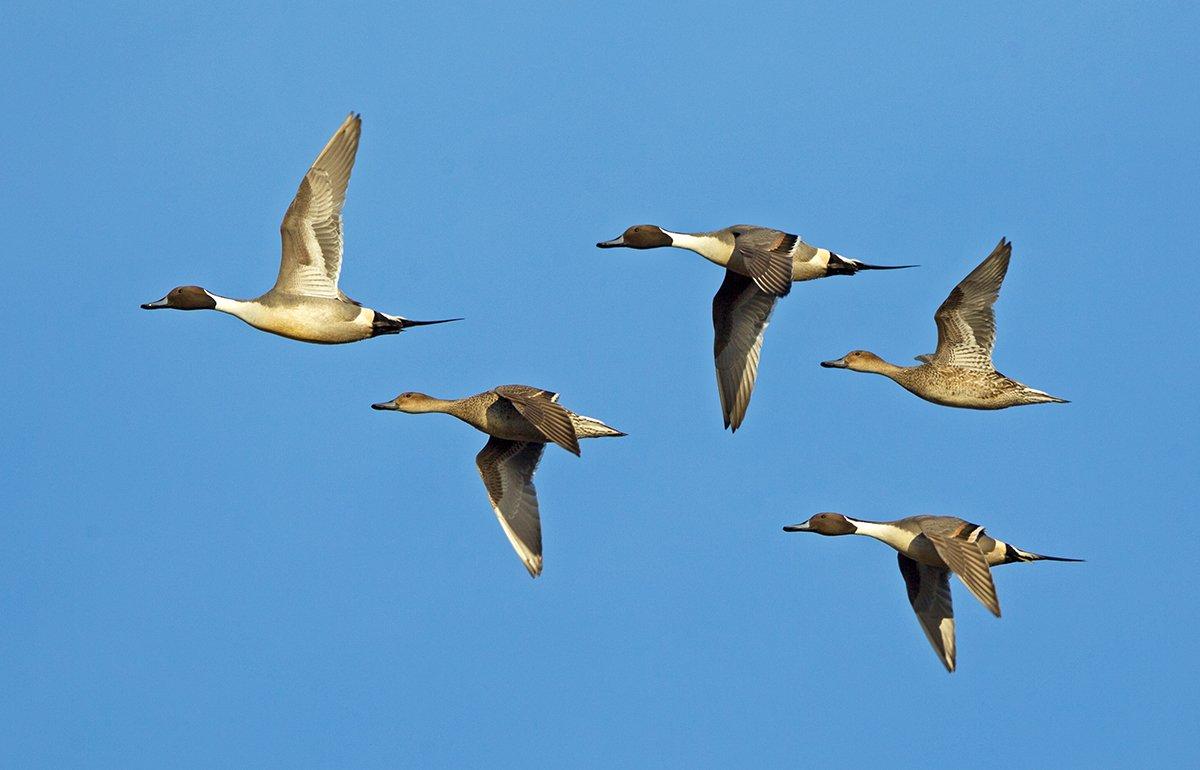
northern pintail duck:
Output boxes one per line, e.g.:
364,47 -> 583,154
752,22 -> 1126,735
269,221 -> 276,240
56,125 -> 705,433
784,512 -> 1081,672
821,238 -> 1067,408
371,385 -> 625,577
597,224 -> 911,430
141,113 -> 457,343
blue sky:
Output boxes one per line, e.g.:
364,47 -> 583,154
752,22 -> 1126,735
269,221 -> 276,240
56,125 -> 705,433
2,1 -> 1197,766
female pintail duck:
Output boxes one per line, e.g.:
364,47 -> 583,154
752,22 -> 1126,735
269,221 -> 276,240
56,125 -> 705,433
820,238 -> 1067,408
371,385 -> 625,577
784,512 -> 1081,672
141,113 -> 458,343
597,224 -> 912,431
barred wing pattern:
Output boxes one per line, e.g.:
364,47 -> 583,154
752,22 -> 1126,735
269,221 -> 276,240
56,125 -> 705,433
930,238 -> 1012,371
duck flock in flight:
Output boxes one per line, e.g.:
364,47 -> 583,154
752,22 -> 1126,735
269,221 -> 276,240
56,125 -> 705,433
142,113 -> 1079,673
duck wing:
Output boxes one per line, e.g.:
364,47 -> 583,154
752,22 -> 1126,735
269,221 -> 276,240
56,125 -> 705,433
931,238 -> 1011,371
493,385 -> 580,456
918,518 -> 1001,617
476,437 -> 546,578
275,113 -> 361,299
898,554 -> 957,672
728,226 -> 795,296
712,270 -> 779,432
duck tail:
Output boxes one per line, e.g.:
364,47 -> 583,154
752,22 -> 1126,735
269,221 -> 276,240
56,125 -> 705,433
1007,544 -> 1084,563
1030,554 -> 1085,562
1023,386 -> 1070,405
371,311 -> 462,336
397,316 -> 463,329
569,413 -> 627,439
826,252 -> 918,277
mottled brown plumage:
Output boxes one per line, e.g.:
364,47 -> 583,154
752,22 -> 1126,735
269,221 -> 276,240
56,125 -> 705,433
371,386 -> 625,577
821,238 -> 1067,409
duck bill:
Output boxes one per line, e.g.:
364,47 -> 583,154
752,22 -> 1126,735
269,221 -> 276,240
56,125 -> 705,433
140,296 -> 170,310
819,357 -> 849,369
595,236 -> 627,249
782,522 -> 813,532
370,401 -> 398,411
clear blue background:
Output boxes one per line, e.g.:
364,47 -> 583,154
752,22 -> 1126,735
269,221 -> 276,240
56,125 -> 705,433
3,1 -> 1197,766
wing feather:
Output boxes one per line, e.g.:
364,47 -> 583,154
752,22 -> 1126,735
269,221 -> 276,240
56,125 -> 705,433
898,554 -> 957,672
494,385 -> 580,456
475,438 -> 546,577
728,226 -> 795,296
712,271 -> 778,432
275,113 -> 361,298
931,238 -> 1011,370
919,519 -> 1002,617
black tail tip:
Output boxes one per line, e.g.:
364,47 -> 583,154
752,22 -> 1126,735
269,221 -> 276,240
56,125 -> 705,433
403,317 -> 463,328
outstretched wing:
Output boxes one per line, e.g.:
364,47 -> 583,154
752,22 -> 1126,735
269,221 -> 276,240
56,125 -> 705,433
918,518 -> 1001,617
475,438 -> 546,578
898,554 -> 957,673
712,270 -> 779,432
931,238 -> 1012,370
729,226 -> 795,296
276,113 -> 361,298
494,385 -> 580,456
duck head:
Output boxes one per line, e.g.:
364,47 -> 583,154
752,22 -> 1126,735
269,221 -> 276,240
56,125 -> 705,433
141,285 -> 217,311
783,512 -> 857,536
820,350 -> 889,373
596,224 -> 673,249
371,392 -> 443,413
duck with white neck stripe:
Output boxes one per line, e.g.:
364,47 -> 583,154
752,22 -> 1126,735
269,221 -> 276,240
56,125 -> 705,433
783,512 -> 1082,672
596,224 -> 912,431
141,113 -> 459,344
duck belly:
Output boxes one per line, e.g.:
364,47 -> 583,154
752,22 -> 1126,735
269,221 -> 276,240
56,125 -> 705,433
237,301 -> 373,344
901,369 -> 1014,410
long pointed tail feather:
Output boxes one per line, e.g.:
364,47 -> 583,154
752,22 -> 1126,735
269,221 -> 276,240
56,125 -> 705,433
851,261 -> 919,270
400,316 -> 463,328
827,253 -> 917,276
570,413 -> 626,439
1028,553 -> 1085,562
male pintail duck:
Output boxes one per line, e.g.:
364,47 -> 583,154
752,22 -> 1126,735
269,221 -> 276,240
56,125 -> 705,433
783,512 -> 1082,672
820,238 -> 1067,408
597,224 -> 912,431
141,113 -> 458,343
371,385 -> 625,577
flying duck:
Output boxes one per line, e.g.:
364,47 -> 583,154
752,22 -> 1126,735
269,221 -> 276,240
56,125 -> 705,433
820,238 -> 1067,408
596,224 -> 911,431
141,113 -> 458,343
784,512 -> 1081,672
371,385 -> 625,577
